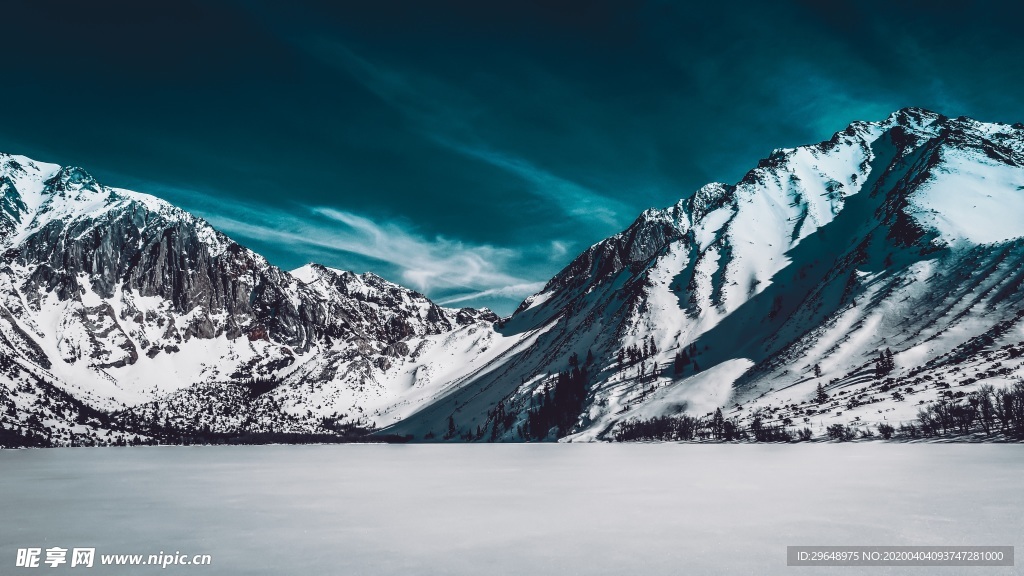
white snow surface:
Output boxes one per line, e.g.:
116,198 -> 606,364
1,445 -> 1021,575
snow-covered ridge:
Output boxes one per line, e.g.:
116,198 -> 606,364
522,107 -> 1024,309
386,108 -> 1024,442
0,153 -> 502,445
0,157 -> 235,259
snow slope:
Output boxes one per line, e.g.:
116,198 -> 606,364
384,108 -> 1024,441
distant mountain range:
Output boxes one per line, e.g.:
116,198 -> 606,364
3,107 -> 1024,446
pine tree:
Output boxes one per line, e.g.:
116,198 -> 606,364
814,363 -> 822,378
815,383 -> 828,404
875,349 -> 895,377
712,407 -> 725,439
673,352 -> 685,375
586,349 -> 594,365
446,415 -> 456,439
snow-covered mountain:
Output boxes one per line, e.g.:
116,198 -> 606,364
0,156 -> 497,445
4,107 -> 1024,446
384,108 -> 1024,441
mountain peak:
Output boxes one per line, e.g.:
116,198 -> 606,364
44,166 -> 99,194
886,106 -> 944,127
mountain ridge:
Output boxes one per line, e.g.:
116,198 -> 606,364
382,107 -> 1024,441
0,156 -> 500,445
4,107 -> 1024,446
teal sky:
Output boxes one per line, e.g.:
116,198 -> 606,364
1,1 -> 1022,314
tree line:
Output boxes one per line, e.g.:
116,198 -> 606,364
672,342 -> 702,375
613,407 -> 792,442
522,365 -> 589,440
613,381 -> 1024,442
906,382 -> 1024,438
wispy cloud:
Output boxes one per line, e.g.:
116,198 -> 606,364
124,179 -> 550,308
308,206 -> 528,292
436,282 -> 547,306
306,38 -> 627,228
432,138 -> 625,227
550,240 -> 569,259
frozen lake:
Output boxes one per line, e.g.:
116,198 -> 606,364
1,444 -> 1021,575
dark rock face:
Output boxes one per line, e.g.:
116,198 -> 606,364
532,208 -> 688,303
0,304 -> 50,369
309,266 -> 461,343
456,307 -> 499,325
0,177 -> 27,238
72,303 -> 138,369
46,166 -> 99,194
